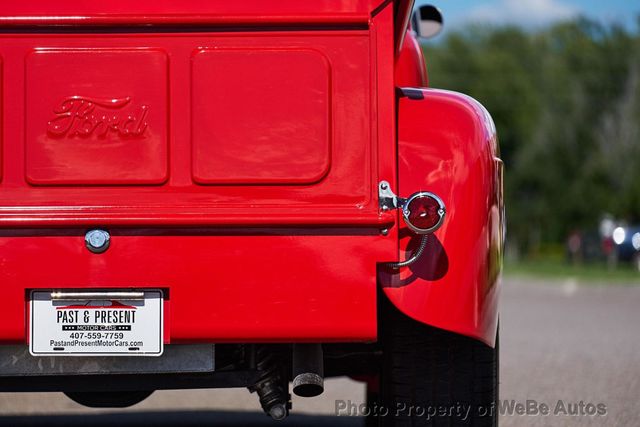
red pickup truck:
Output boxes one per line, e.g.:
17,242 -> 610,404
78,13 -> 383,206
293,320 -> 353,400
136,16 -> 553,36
0,1 -> 503,425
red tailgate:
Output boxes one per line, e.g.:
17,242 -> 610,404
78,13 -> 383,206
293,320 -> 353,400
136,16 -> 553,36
0,2 -> 399,343
0,30 -> 395,227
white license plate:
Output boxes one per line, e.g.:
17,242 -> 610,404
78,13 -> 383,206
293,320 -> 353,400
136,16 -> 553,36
30,290 -> 163,356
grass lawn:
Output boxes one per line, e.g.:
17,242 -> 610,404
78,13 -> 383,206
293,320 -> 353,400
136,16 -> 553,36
503,258 -> 640,284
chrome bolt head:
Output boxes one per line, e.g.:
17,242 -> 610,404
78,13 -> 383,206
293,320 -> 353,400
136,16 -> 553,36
85,229 -> 110,254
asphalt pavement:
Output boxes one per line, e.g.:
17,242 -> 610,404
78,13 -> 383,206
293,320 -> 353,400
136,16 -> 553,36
0,277 -> 638,426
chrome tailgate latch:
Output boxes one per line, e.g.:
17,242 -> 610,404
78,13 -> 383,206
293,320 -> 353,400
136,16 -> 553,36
379,181 -> 406,211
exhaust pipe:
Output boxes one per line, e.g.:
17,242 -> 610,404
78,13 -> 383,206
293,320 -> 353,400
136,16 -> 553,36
248,346 -> 290,420
292,344 -> 324,397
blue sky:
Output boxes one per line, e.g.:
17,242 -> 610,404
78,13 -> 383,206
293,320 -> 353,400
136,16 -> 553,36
418,0 -> 639,31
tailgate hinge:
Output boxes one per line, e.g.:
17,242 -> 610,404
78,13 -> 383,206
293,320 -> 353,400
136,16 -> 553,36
378,181 -> 406,211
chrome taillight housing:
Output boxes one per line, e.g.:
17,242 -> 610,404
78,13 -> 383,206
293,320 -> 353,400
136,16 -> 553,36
402,192 -> 446,234
378,181 -> 446,235
378,182 -> 446,268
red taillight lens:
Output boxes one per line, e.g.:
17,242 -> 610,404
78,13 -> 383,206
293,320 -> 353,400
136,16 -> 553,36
407,196 -> 440,228
402,192 -> 445,234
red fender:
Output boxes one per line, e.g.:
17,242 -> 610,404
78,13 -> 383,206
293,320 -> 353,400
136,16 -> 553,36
379,88 -> 504,347
395,30 -> 428,87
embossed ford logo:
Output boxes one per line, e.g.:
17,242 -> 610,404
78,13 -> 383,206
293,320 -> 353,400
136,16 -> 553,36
47,96 -> 149,138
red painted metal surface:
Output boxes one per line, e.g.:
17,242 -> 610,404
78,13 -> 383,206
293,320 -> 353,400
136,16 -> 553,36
191,48 -> 331,185
0,3 -> 400,343
0,1 -> 380,27
379,88 -> 504,347
26,49 -> 169,185
393,0 -> 415,54
0,31 -> 394,228
0,232 -> 387,343
395,30 -> 428,87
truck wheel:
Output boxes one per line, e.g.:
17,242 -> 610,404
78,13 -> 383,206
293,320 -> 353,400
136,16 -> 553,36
379,301 -> 498,426
64,390 -> 154,408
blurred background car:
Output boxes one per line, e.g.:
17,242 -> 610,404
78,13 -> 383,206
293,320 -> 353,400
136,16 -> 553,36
613,225 -> 640,270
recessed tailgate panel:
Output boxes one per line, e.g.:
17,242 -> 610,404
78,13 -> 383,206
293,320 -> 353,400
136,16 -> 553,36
25,49 -> 168,185
192,48 -> 331,185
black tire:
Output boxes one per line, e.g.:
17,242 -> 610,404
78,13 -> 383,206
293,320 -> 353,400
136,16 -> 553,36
64,390 -> 154,408
379,301 -> 498,426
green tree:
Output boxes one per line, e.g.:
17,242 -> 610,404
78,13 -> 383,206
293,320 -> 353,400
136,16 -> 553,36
423,18 -> 640,257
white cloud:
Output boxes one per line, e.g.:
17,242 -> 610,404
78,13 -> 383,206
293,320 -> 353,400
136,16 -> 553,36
467,0 -> 579,27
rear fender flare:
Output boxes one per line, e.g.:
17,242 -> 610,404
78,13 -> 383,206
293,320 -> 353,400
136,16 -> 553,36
379,88 -> 504,347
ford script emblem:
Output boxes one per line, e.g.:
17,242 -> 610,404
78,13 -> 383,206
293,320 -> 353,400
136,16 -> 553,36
47,96 -> 149,138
